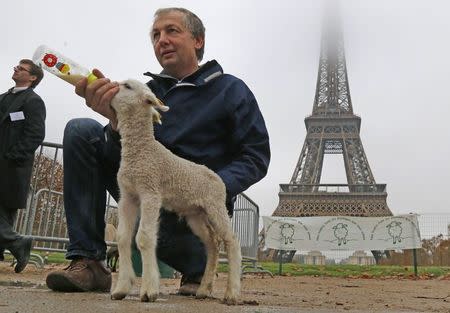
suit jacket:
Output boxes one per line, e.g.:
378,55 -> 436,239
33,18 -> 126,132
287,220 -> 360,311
0,88 -> 46,209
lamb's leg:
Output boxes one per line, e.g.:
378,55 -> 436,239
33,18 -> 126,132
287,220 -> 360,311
185,214 -> 219,299
136,194 -> 161,302
223,233 -> 241,304
111,192 -> 139,300
207,207 -> 241,305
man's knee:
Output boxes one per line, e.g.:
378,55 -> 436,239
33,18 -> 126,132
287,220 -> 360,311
64,118 -> 102,139
63,118 -> 103,147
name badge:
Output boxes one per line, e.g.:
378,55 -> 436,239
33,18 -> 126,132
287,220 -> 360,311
10,111 -> 25,121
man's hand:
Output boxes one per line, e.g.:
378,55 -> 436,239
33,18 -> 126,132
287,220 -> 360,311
75,68 -> 120,130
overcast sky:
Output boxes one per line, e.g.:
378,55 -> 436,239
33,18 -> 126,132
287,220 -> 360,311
1,0 -> 449,217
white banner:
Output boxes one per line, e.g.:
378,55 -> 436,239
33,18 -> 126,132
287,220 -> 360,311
262,214 -> 422,251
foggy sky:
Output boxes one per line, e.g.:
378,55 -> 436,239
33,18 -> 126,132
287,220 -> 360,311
1,0 -> 449,217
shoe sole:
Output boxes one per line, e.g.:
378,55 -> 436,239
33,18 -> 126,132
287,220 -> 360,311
177,291 -> 197,296
14,238 -> 33,273
46,274 -> 88,292
46,274 -> 111,293
177,284 -> 199,296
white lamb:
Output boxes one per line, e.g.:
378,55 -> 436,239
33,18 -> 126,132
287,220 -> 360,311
332,223 -> 348,246
279,223 -> 294,244
109,79 -> 241,305
386,221 -> 402,244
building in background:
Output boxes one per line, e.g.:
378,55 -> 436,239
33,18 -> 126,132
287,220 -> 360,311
345,250 -> 376,265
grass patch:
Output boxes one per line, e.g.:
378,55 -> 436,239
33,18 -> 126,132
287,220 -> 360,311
4,251 -> 449,279
38,251 -> 67,264
218,262 -> 450,278
2,251 -> 68,264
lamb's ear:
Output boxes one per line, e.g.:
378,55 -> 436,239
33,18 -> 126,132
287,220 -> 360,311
143,97 -> 169,112
150,107 -> 163,124
154,98 -> 169,112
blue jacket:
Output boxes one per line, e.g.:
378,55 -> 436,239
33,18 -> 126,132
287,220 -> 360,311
142,60 -> 270,213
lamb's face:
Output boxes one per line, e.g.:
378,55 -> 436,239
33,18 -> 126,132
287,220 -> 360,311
386,221 -> 402,229
111,79 -> 169,123
332,223 -> 348,231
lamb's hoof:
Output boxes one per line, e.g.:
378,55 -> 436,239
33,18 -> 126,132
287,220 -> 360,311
111,292 -> 127,300
195,283 -> 212,299
222,296 -> 238,305
140,292 -> 158,302
195,292 -> 208,299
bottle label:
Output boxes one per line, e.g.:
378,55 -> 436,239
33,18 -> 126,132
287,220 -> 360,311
33,45 -> 97,86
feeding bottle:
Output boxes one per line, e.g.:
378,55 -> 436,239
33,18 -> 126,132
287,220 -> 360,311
32,45 -> 98,86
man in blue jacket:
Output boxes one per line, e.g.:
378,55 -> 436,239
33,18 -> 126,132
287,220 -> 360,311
46,7 -> 270,294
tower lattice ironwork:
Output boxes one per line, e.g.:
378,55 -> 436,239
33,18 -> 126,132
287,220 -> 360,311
272,11 -> 392,219
264,7 -> 393,263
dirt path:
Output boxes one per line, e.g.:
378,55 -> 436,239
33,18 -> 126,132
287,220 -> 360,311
0,263 -> 449,313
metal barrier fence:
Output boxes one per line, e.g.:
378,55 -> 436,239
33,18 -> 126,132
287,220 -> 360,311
232,193 -> 259,261
14,142 -> 65,250
230,194 -> 272,275
11,142 -> 268,274
417,213 -> 450,240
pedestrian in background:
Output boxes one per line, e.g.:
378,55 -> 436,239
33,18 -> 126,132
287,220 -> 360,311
0,59 -> 45,273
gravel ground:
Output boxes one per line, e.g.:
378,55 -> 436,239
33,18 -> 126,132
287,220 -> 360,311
0,262 -> 449,313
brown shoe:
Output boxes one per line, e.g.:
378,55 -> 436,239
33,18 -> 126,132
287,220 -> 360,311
177,274 -> 202,296
46,258 -> 111,292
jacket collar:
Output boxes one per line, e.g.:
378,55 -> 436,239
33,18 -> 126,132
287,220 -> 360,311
144,60 -> 223,87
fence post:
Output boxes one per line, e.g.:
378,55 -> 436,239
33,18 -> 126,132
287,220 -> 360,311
412,249 -> 418,276
278,250 -> 284,275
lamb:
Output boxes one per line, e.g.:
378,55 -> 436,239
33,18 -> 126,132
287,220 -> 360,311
332,223 -> 348,246
386,221 -> 402,244
279,223 -> 294,244
109,79 -> 242,305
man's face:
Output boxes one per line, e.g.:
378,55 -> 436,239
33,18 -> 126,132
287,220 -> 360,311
151,11 -> 203,78
12,62 -> 35,86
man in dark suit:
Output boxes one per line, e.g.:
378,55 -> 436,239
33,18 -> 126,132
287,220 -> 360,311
0,59 -> 45,273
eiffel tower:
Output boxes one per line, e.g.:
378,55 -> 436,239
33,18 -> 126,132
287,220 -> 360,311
267,5 -> 392,262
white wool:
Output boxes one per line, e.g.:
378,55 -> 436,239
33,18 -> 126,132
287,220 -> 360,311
110,79 -> 241,305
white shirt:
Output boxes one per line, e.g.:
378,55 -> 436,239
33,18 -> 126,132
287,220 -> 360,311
11,86 -> 28,94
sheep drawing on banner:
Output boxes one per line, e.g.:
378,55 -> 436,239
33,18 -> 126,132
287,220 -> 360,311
279,223 -> 295,244
386,221 -> 403,244
109,79 -> 241,305
332,223 -> 349,246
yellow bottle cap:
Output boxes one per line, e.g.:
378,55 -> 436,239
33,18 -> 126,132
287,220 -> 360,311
87,73 -> 98,84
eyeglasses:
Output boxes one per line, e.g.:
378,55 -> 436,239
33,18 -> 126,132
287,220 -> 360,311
14,65 -> 31,73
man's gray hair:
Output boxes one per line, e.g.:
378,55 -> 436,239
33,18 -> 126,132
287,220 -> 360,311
154,7 -> 206,61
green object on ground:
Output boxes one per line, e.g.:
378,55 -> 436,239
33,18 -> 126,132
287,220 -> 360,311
131,246 -> 174,278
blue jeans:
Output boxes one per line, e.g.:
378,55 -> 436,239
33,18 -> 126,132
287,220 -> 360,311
63,118 -> 206,277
